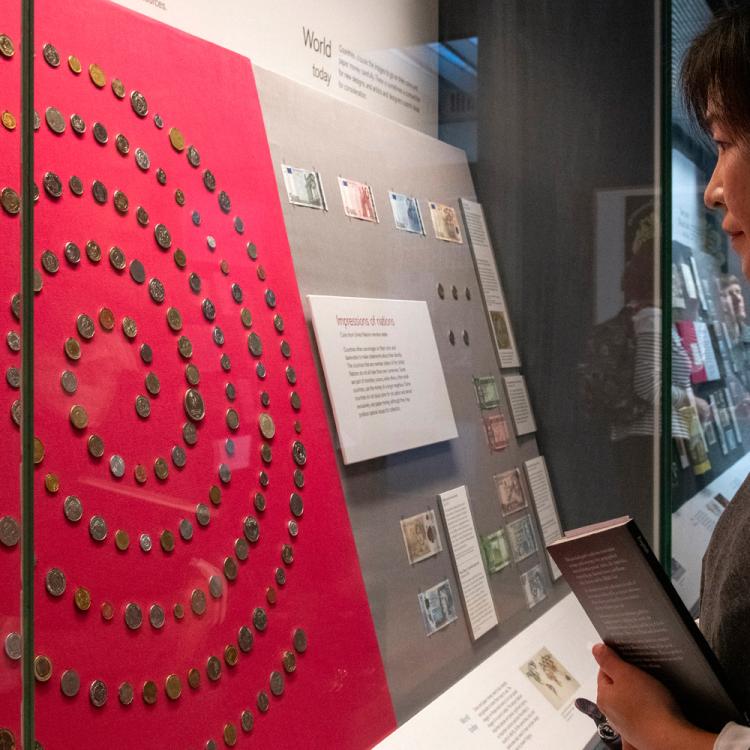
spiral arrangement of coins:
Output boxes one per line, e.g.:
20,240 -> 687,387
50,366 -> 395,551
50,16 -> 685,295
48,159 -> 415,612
0,32 -> 313,749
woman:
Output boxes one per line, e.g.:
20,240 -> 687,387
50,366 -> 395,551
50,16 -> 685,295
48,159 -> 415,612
593,7 -> 750,749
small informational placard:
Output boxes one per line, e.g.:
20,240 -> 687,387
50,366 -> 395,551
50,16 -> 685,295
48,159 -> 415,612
308,295 -> 457,464
459,199 -> 521,368
503,374 -> 537,435
439,486 -> 498,641
524,456 -> 564,580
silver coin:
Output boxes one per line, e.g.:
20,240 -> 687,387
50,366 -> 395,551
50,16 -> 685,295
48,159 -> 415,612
234,216 -> 245,234
4,631 -> 21,660
269,671 -> 284,697
246,241 -> 258,260
191,588 -> 207,616
42,42 -> 60,67
223,557 -> 238,581
89,515 -> 107,542
178,518 -> 193,541
43,171 -> 63,198
155,167 -> 167,185
292,441 -> 307,466
115,133 -> 129,155
201,298 -> 215,321
64,241 -> 81,265
195,503 -> 210,527
225,438 -> 235,456
172,445 -> 186,469
218,464 -> 231,484
290,493 -> 304,518
184,388 -> 205,421
257,691 -> 270,713
109,246 -> 126,271
186,145 -> 200,167
60,669 -> 80,698
6,367 -> 20,389
6,330 -> 20,351
10,400 -> 21,426
275,567 -> 286,586
183,421 -> 198,446
154,223 -> 171,249
259,470 -> 270,487
294,469 -> 305,488
136,206 -> 149,226
208,575 -> 223,599
243,516 -> 260,544
70,113 -> 86,134
238,625 -> 253,653
206,742 -> 217,750
288,519 -> 299,538
174,188 -> 185,206
254,492 -> 266,513
45,567 -> 66,597
281,340 -> 292,358
234,537 -> 249,561
148,277 -> 165,303
118,682 -> 134,706
293,627 -> 308,653
191,210 -> 201,226
206,656 -> 221,681
139,533 -> 152,552
188,273 -> 201,293
113,190 -> 128,214
212,327 -> 224,346
91,180 -> 108,205
76,313 -> 95,340
135,394 -> 151,419
85,240 -> 101,262
153,113 -> 163,128
149,604 -> 165,629
92,121 -> 108,144
140,343 -> 153,364
124,602 -> 142,630
265,289 -> 277,308
230,283 -> 243,304
218,190 -> 231,213
221,353 -> 231,372
202,169 -> 216,191
130,90 -> 148,117
68,175 -> 84,196
225,383 -> 236,401
129,259 -> 145,284
109,454 -> 125,478
134,147 -> 150,171
286,366 -> 297,386
281,544 -> 294,565
0,516 -> 20,546
1,187 -> 20,215
45,106 -> 65,134
63,495 -> 83,522
90,679 -> 108,708
273,314 -> 284,332
247,332 -> 262,357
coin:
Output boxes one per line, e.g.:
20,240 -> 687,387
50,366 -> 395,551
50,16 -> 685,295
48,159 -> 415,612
180,365 -> 199,389
142,681 -> 157,705
76,313 -> 95,340
208,575 -> 223,599
292,441 -> 307,466
257,691 -> 270,713
168,127 -> 185,151
42,42 -> 60,67
140,343 -> 153,364
89,515 -> 107,542
90,180 -> 107,205
10,293 -> 20,319
153,113 -> 164,128
213,326 -> 225,346
290,493 -> 304,518
275,567 -> 287,586
45,473 -> 60,493
43,171 -> 63,198
293,628 -> 308,653
115,133 -> 130,155
41,249 -> 61,274
259,413 -> 275,439
174,603 -> 185,620
201,297 -> 216,321
10,400 -> 21,427
206,656 -> 221,682
184,388 -> 205,421
266,587 -> 277,605
118,682 -> 134,705
33,269 -> 42,292
191,589 -> 206,615
145,372 -> 160,396
257,265 -> 267,281
207,236 -> 217,251
223,557 -> 238,582
113,190 -> 128,214
136,206 -> 149,226
114,529 -> 129,551
223,723 -> 237,747
221,353 -> 231,372
234,537 -> 249,561
127,259 -> 145,285
154,223 -> 171,249
149,604 -> 165,629
122,316 -> 137,338
90,679 -> 107,707
34,654 -> 53,683
139,532 -> 152,551
208,485 -> 221,506
290,391 -> 302,411
134,147 -> 150,171
68,404 -> 88,430
60,669 -> 80,697
1,187 -> 20,215
88,63 -> 106,87
160,529 -> 174,552
173,248 -> 186,268
183,422 -> 198,446
254,492 -> 266,512
252,607 -> 267,631
124,602 -> 142,630
64,241 -> 81,265
240,710 -> 254,732
203,169 -> 216,192
32,437 -> 45,464
111,78 -> 125,98
101,601 -> 114,620
218,463 -> 231,484
63,496 -> 83,523
218,190 -> 231,213
259,470 -> 270,487
1,111 -> 16,130
174,187 -> 185,206
98,307 -> 114,330
269,670 -> 284,697
226,409 -> 239,431
178,518 -> 193,541
109,454 -> 125,478
87,434 -> 104,458
74,586 -> 91,611
260,444 -> 272,464
281,340 -> 292,358
4,632 -> 21,660
187,273 -> 201,295
238,625 -> 253,653
248,332 -> 262,356
0,34 -> 15,58
273,313 -> 285,333
225,438 -> 235,456
130,90 -> 148,117
191,210 -> 201,226
187,668 -> 200,690
195,504 -> 210,527
45,567 -> 66,597
86,240 -> 102,263
155,167 -> 167,185
148,277 -> 165,303
165,674 -> 181,700
69,175 -> 84,196
5,367 -> 19,389
93,121 -> 108,144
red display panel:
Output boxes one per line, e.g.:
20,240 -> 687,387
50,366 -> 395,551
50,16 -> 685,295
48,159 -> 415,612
0,1 -> 396,747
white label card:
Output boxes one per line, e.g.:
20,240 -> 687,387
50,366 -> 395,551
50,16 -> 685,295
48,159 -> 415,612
523,456 -> 563,580
439,486 -> 498,641
308,295 -> 457,464
503,375 -> 537,436
459,199 -> 521,368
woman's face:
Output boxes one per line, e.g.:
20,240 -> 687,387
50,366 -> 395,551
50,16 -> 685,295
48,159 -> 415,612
704,118 -> 750,280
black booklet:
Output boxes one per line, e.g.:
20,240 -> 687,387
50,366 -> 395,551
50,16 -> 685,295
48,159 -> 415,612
547,516 -> 747,733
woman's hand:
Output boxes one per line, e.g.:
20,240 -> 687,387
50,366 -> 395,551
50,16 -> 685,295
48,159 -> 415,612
592,644 -> 716,750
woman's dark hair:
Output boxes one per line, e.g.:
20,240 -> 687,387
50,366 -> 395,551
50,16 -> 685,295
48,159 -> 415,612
682,5 -> 750,141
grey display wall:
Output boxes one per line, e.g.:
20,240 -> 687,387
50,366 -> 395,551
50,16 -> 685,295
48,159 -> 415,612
256,67 -> 569,722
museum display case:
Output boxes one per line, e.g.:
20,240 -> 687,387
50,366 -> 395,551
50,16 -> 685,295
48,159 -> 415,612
0,1 -> 664,747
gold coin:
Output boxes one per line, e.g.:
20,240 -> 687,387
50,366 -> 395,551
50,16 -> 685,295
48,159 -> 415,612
168,127 -> 185,151
134,464 -> 147,484
142,680 -> 157,705
165,674 -> 181,700
88,63 -> 106,88
74,586 -> 91,611
266,587 -> 277,606
111,77 -> 125,99
64,337 -> 81,361
282,650 -> 297,673
208,485 -> 221,506
67,55 -> 82,74
45,473 -> 60,493
69,404 -> 88,430
223,723 -> 237,747
122,316 -> 137,339
1,111 -> 16,130
224,644 -> 238,667
160,529 -> 174,553
33,654 -> 52,682
187,667 -> 200,690
33,437 -> 45,464
98,307 -> 115,330
114,529 -> 129,551
101,601 -> 114,621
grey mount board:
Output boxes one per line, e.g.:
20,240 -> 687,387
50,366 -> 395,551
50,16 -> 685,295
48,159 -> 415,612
256,66 -> 570,723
